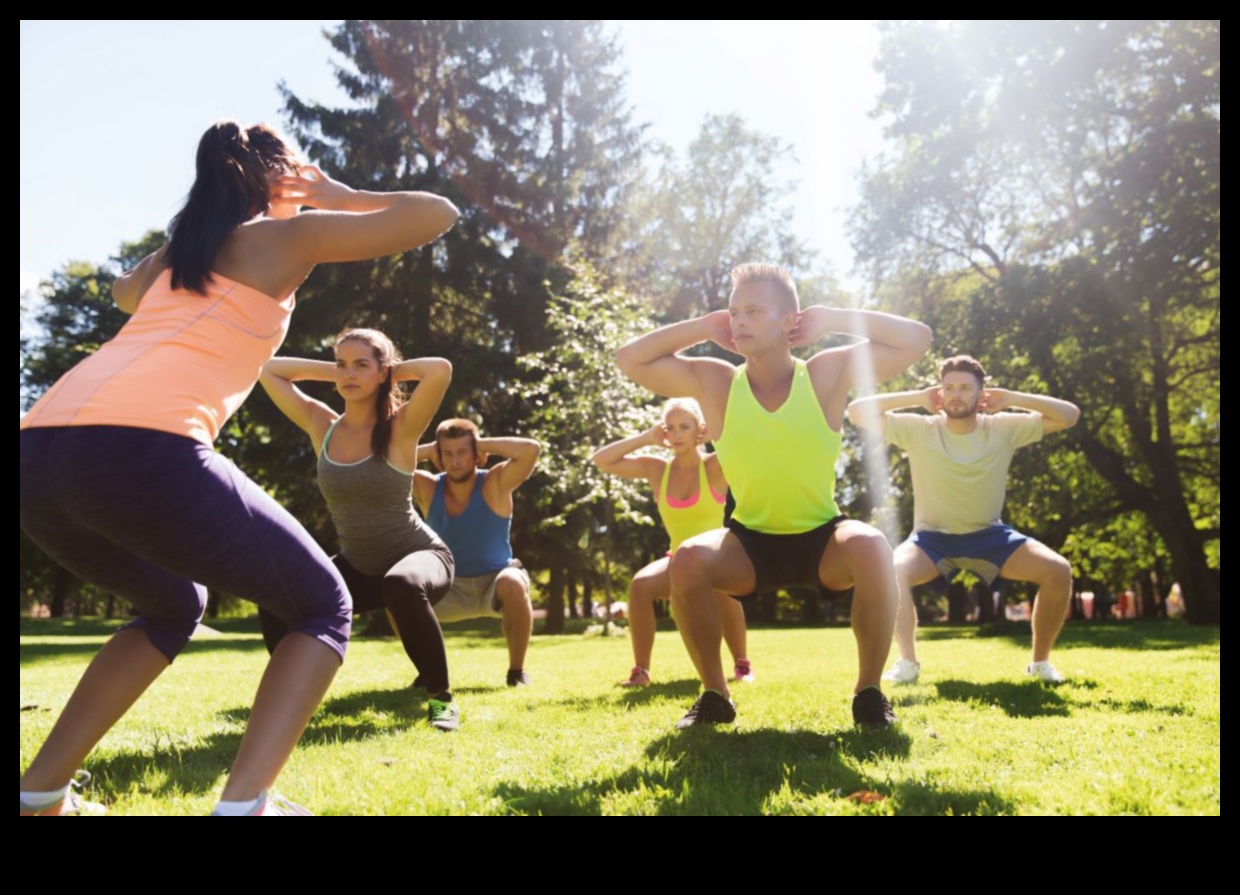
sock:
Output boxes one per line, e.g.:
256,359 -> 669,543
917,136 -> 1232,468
213,793 -> 265,816
20,784 -> 70,812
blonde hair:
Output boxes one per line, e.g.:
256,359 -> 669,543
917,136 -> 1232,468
729,263 -> 799,313
662,397 -> 705,428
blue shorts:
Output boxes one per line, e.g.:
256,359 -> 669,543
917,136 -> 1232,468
907,525 -> 1028,586
20,426 -> 352,663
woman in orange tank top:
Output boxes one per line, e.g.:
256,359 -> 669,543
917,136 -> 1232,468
592,398 -> 754,688
19,121 -> 459,816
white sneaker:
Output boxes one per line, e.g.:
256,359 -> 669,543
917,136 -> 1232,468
1027,660 -> 1065,684
882,658 -> 921,684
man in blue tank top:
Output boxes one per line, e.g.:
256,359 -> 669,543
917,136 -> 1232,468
414,419 -> 541,686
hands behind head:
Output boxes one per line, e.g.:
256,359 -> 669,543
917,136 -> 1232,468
979,387 -> 1013,413
646,424 -> 671,448
923,385 -> 943,412
270,164 -> 353,211
788,306 -> 837,349
704,310 -> 737,353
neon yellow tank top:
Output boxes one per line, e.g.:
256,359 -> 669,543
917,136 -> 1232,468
713,358 -> 841,534
658,456 -> 725,553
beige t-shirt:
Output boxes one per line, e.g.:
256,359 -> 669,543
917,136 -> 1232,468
886,411 -> 1043,534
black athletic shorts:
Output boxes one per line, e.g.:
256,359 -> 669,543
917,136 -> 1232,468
725,515 -> 849,600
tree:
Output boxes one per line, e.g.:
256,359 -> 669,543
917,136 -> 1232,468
620,113 -> 822,319
514,266 -> 662,632
854,20 -> 1220,622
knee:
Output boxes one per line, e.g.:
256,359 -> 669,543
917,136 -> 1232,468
669,543 -> 711,591
1044,553 -> 1073,590
382,573 -> 431,606
842,527 -> 894,571
496,572 -> 531,610
630,573 -> 661,604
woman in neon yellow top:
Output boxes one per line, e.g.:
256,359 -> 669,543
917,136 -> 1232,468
592,399 -> 753,687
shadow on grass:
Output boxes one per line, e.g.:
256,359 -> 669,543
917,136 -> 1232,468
918,620 -> 1219,651
19,636 -> 271,665
934,679 -> 1071,718
493,728 -> 1008,816
64,730 -> 245,799
219,685 -> 431,746
616,679 -> 703,703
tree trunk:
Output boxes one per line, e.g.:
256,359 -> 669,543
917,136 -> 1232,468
946,578 -> 970,623
582,576 -> 594,620
49,567 -> 72,618
544,564 -> 565,634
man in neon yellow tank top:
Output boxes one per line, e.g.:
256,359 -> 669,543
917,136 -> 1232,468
618,263 -> 932,730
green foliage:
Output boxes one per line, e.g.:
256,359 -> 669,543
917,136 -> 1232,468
515,267 -> 664,623
854,21 -> 1220,621
20,619 -> 1221,815
621,113 -> 820,318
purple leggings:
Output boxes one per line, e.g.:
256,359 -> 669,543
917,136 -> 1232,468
20,426 -> 351,662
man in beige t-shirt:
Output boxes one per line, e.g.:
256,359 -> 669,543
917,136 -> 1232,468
849,355 -> 1081,684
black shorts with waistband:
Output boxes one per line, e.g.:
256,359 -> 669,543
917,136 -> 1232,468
725,514 -> 849,600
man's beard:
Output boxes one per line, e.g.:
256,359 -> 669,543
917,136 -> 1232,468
944,400 -> 979,420
447,469 -> 477,484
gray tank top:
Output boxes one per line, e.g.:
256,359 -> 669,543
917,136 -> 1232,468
316,418 -> 444,576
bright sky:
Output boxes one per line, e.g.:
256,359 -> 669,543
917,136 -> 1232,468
20,20 -> 885,296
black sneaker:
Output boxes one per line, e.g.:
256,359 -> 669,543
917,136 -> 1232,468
852,687 -> 897,729
506,669 -> 531,687
674,690 -> 736,730
427,698 -> 461,732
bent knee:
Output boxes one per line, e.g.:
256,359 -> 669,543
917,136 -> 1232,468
496,570 -> 531,607
838,525 -> 894,566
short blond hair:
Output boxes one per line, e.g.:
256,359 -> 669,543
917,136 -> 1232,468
662,397 -> 705,428
730,263 -> 799,313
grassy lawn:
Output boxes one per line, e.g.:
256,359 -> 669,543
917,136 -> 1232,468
19,617 -> 1220,815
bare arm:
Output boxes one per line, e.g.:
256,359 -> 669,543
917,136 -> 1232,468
390,358 -> 452,447
112,247 -> 169,314
412,470 -> 437,516
478,437 -> 543,493
615,310 -> 736,401
591,426 -> 668,488
277,166 -> 459,266
847,387 -> 939,436
799,307 -> 933,392
416,442 -> 439,467
258,357 -> 338,448
981,389 -> 1081,434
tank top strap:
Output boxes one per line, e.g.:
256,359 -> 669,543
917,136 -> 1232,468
320,416 -> 343,460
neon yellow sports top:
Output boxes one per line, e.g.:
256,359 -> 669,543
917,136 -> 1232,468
658,456 -> 725,553
713,359 -> 841,534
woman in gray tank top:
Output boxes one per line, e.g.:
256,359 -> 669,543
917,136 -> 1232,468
258,328 -> 462,731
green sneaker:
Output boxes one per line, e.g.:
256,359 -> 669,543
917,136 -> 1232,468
428,698 -> 461,732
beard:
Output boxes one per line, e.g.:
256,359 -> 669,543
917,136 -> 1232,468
446,468 -> 477,484
944,400 -> 979,420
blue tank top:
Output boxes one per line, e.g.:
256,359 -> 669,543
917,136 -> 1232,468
426,468 -> 512,577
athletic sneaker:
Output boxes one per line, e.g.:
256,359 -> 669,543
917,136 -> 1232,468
619,666 -> 651,687
852,687 -> 897,730
730,660 -> 755,683
506,669 -> 531,687
674,690 -> 736,730
1027,660 -> 1066,684
882,658 -> 921,684
19,770 -> 106,816
210,790 -> 313,816
428,698 -> 461,731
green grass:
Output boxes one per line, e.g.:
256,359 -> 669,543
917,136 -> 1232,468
19,618 -> 1220,815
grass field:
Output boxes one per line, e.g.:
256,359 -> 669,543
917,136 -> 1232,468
19,617 -> 1220,815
